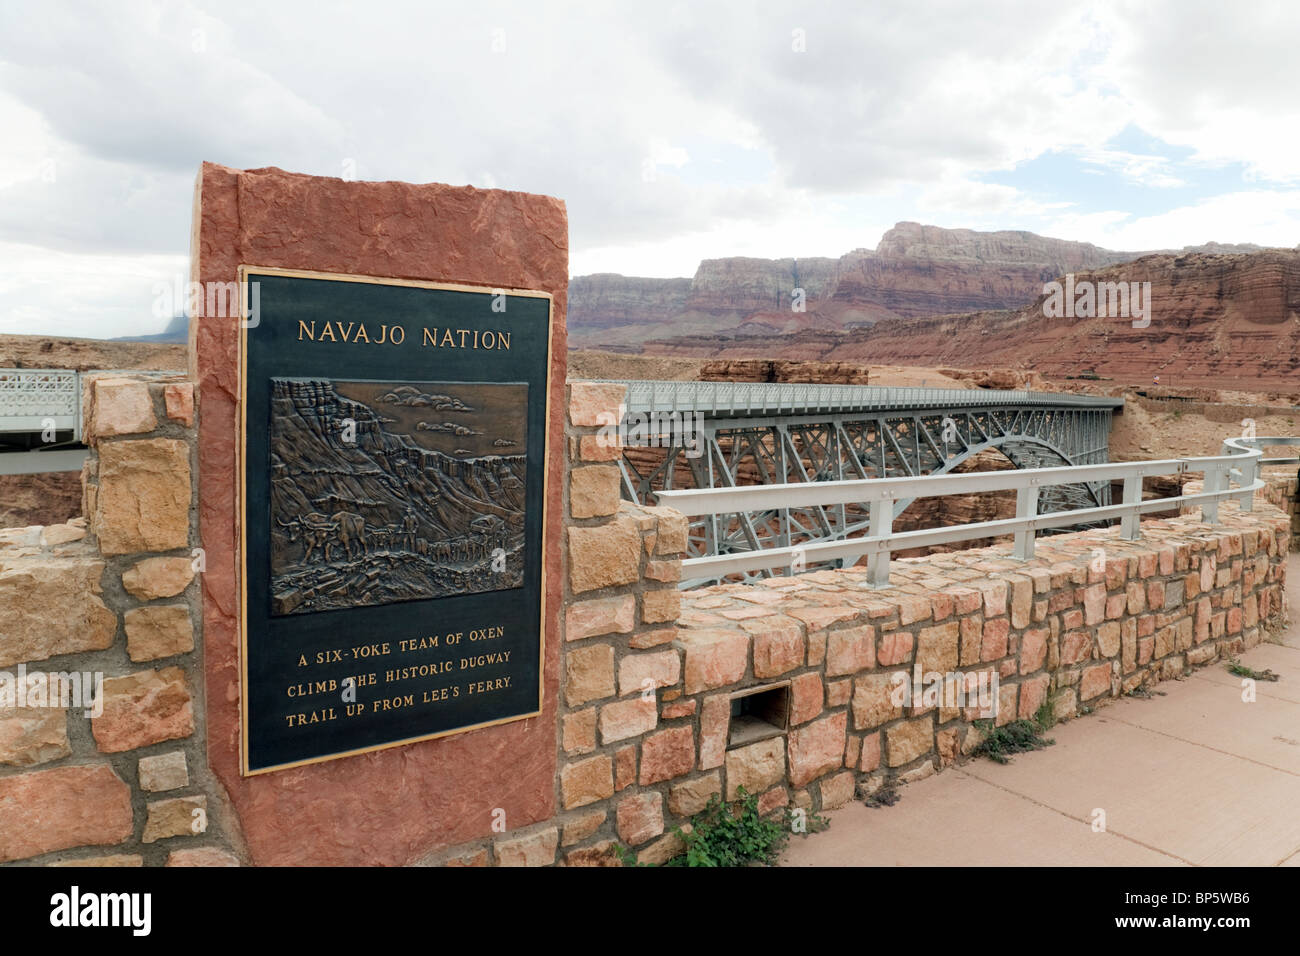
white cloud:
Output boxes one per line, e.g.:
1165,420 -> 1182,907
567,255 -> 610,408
1051,191 -> 1300,251
1,0 -> 1299,336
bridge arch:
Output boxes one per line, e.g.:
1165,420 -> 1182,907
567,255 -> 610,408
599,379 -> 1124,576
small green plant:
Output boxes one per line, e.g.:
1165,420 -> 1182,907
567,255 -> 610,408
1033,697 -> 1057,731
615,788 -> 830,867
1226,658 -> 1280,681
974,702 -> 1057,764
663,788 -> 789,867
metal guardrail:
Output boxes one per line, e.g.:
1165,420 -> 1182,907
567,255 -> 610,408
1228,435 -> 1300,466
591,380 -> 1125,418
655,437 -> 1284,587
0,368 -> 80,436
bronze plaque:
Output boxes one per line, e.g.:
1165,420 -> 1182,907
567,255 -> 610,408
239,268 -> 552,775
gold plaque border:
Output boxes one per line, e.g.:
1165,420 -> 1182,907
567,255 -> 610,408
237,265 -> 554,776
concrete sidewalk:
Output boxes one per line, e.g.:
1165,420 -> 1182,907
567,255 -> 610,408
781,553 -> 1300,867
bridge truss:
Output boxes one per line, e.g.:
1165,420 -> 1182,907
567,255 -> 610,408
604,381 -> 1124,585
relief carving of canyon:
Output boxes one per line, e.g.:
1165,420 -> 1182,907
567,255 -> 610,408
268,379 -> 526,616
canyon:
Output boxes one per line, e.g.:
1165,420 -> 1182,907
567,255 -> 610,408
638,250 -> 1300,393
569,221 -> 1271,352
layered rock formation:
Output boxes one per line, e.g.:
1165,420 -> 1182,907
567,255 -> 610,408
568,222 -> 1272,350
644,250 -> 1300,392
698,359 -> 872,385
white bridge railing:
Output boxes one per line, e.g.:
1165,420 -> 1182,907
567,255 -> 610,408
654,436 -> 1297,588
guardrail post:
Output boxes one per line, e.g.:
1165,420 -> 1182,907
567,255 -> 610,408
1202,465 -> 1222,523
868,497 -> 892,587
1238,456 -> 1256,512
1120,475 -> 1142,540
1013,484 -> 1038,559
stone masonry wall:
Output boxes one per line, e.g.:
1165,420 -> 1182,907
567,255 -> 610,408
3,375 -> 1291,867
1186,471 -> 1298,553
0,374 -> 239,867
421,382 -> 1291,866
1262,471 -> 1300,551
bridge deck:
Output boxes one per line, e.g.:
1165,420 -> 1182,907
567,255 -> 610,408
592,380 -> 1125,418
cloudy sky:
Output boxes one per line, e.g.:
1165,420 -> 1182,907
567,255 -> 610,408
1,0 -> 1298,338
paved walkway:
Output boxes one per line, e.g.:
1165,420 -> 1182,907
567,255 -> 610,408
781,553 -> 1300,867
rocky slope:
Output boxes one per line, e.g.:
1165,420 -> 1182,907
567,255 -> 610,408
0,333 -> 185,372
567,222 -> 1270,349
643,250 -> 1300,392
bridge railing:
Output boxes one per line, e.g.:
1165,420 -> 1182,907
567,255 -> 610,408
655,439 -> 1282,588
592,379 -> 1124,417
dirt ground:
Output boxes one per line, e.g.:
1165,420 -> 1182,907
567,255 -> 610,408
566,350 -> 976,389
0,333 -> 185,372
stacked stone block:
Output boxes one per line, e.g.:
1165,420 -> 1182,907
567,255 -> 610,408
1261,471 -> 1300,551
0,374 -> 238,867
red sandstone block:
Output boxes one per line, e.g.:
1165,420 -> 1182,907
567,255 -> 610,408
930,591 -> 954,621
639,726 -> 695,785
877,630 -> 914,667
826,625 -> 875,677
788,712 -> 847,787
599,697 -> 657,745
570,382 -> 628,428
1200,556 -> 1215,592
0,765 -> 133,863
615,746 -> 637,792
789,672 -> 824,725
661,699 -> 697,720
1137,552 -> 1158,578
1019,627 -> 1048,674
959,615 -> 983,666
819,679 -> 846,709
1048,590 -> 1076,614
758,787 -> 789,815
896,595 -> 932,626
1126,582 -> 1147,615
1080,662 -> 1112,701
1080,583 -> 1106,625
92,667 -> 194,753
678,629 -> 749,694
979,581 -> 1008,617
1018,675 -> 1050,720
753,628 -> 805,678
163,382 -> 195,427
859,732 -> 882,771
1060,630 -> 1092,665
948,587 -> 983,615
616,792 -> 664,846
698,695 -> 730,770
981,617 -> 1010,662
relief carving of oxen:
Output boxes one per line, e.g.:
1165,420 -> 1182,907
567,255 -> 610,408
331,511 -> 368,561
278,510 -> 367,564
278,512 -> 338,563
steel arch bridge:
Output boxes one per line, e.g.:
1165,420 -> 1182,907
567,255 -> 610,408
602,381 -> 1125,584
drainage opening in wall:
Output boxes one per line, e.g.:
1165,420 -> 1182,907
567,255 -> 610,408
727,682 -> 790,750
